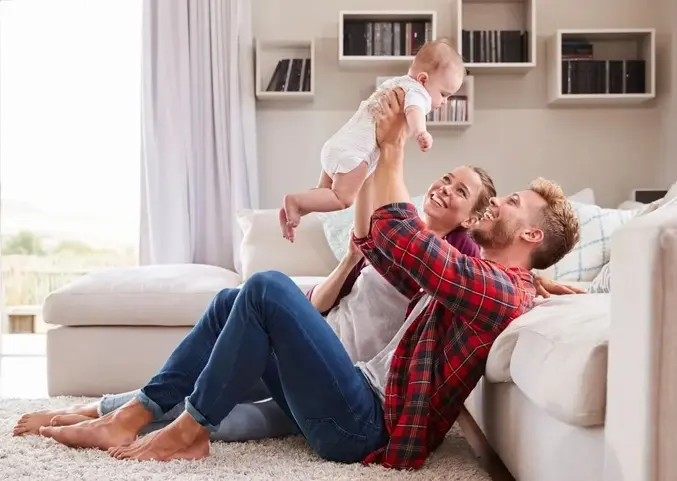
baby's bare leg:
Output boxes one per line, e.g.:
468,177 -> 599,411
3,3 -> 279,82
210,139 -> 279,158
280,163 -> 368,242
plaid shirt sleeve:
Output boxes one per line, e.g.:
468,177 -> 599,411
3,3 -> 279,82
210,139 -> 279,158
353,223 -> 421,301
367,202 -> 527,331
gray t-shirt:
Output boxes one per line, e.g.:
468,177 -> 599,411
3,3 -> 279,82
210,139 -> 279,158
356,294 -> 432,404
325,265 -> 410,363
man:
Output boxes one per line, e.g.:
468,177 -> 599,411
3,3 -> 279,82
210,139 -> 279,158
39,88 -> 579,469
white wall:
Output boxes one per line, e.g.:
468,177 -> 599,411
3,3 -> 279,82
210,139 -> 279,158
253,0 -> 663,208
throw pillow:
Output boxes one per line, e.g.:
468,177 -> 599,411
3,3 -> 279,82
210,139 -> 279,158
318,194 -> 426,261
587,193 -> 677,293
537,201 -> 639,282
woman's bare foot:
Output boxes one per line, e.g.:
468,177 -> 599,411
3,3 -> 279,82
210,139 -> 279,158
109,411 -> 209,462
12,402 -> 99,436
39,399 -> 153,450
50,414 -> 95,427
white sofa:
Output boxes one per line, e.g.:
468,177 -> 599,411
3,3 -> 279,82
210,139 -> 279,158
42,191 -> 677,481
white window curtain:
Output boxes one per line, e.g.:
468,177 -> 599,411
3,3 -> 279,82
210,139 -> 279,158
140,0 -> 259,272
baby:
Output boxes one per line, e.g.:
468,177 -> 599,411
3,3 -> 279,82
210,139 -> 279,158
279,38 -> 466,241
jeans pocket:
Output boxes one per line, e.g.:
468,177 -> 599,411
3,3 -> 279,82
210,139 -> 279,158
304,417 -> 368,464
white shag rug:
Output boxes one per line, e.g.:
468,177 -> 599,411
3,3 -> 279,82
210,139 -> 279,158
0,397 -> 492,481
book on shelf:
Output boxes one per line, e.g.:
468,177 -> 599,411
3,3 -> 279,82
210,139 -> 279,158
426,96 -> 469,123
265,58 -> 311,92
461,30 -> 529,63
343,20 -> 433,56
559,40 -> 646,94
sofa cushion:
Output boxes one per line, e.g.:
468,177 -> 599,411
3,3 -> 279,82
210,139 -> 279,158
43,264 -> 242,327
236,209 -> 338,280
485,294 -> 609,427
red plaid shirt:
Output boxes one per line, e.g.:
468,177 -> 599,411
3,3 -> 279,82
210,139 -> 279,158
353,203 -> 536,470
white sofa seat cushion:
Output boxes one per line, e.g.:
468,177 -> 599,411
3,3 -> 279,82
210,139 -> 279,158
43,264 -> 242,327
486,294 -> 610,427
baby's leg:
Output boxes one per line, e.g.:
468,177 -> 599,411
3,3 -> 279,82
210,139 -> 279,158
280,163 -> 368,242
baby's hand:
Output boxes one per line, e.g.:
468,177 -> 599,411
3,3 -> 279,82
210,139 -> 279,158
417,131 -> 433,152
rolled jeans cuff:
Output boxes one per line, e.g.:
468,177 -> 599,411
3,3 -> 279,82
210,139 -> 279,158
135,390 -> 165,421
185,397 -> 219,432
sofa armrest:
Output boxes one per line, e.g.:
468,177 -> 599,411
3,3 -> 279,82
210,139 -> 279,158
604,204 -> 677,481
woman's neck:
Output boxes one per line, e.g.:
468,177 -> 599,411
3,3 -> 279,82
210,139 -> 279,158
425,218 -> 455,238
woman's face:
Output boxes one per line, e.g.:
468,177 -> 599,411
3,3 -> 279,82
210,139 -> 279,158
422,166 -> 484,232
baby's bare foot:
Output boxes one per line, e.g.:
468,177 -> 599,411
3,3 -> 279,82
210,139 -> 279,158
278,208 -> 294,242
282,195 -> 301,228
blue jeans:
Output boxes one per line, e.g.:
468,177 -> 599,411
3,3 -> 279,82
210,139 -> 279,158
99,386 -> 300,441
135,270 -> 387,463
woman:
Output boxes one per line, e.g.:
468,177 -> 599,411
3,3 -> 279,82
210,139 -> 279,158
14,165 -> 578,439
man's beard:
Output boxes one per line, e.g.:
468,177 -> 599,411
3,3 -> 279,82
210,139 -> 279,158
469,218 -> 519,250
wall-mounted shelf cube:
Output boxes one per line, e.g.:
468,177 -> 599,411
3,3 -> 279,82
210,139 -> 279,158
546,29 -> 656,106
339,11 -> 437,69
255,39 -> 314,101
456,0 -> 536,74
374,75 -> 474,129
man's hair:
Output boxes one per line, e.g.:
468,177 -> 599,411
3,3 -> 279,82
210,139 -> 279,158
413,38 -> 465,74
465,165 -> 496,217
528,178 -> 580,270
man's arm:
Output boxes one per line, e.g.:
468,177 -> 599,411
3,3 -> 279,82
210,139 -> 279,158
365,88 -> 529,328
352,168 -> 421,299
368,204 -> 528,330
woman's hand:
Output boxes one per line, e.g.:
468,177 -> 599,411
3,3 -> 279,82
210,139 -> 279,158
345,230 -> 364,263
374,88 -> 408,149
534,275 -> 587,298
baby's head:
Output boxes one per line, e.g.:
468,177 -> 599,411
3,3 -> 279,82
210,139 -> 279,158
409,38 -> 466,109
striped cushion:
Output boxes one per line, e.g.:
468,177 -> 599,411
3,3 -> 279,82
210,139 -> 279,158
537,201 -> 638,282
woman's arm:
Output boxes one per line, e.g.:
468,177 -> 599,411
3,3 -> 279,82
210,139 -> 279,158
353,173 -> 375,238
308,246 -> 363,314
307,175 -> 376,313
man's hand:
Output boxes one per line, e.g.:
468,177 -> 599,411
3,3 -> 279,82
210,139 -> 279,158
374,88 -> 408,149
534,275 -> 587,298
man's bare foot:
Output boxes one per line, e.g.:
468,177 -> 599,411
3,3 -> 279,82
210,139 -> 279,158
109,411 -> 209,462
278,207 -> 295,242
13,402 -> 99,436
39,399 -> 153,450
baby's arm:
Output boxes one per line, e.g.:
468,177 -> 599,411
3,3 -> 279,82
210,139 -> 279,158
405,106 -> 427,138
403,87 -> 433,152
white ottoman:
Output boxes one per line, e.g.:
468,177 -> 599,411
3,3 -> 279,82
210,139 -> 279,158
43,264 -> 242,396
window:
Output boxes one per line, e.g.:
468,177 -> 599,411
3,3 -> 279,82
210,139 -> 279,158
0,0 -> 141,339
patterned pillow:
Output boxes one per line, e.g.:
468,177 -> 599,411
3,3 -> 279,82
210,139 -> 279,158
318,194 -> 425,261
586,193 -> 677,292
536,201 -> 639,282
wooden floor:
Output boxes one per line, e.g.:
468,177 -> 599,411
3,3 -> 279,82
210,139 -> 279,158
1,334 -> 515,481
